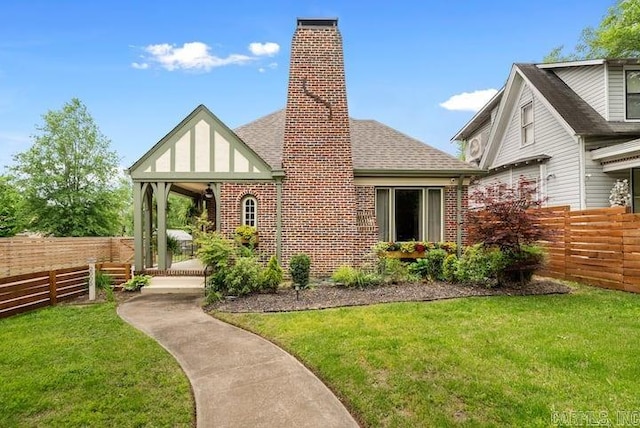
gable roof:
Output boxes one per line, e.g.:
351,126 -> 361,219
516,64 -> 640,137
451,88 -> 503,141
476,61 -> 640,169
128,105 -> 273,180
235,110 -> 479,175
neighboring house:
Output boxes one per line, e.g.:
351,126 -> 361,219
453,59 -> 640,211
127,18 -> 480,275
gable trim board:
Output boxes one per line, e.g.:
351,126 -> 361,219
127,105 -> 274,181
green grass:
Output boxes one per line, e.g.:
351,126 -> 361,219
215,284 -> 640,427
0,303 -> 194,427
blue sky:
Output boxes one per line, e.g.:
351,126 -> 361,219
0,0 -> 614,173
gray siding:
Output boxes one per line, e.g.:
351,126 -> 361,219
554,65 -> 606,118
585,138 -> 633,207
488,81 -> 581,209
608,64 -> 625,121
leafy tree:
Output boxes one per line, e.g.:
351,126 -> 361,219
11,98 -> 123,236
466,177 -> 551,252
544,0 -> 640,62
0,175 -> 24,237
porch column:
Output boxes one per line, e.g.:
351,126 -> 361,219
143,185 -> 153,268
133,181 -> 144,272
213,183 -> 221,232
156,182 -> 168,270
276,178 -> 283,262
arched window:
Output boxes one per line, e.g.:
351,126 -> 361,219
241,196 -> 257,227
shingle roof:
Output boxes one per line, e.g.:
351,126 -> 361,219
234,110 -> 479,174
517,64 -> 640,137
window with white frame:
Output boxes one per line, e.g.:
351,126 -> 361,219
521,102 -> 534,145
625,70 -> 640,120
241,196 -> 257,227
375,188 -> 443,242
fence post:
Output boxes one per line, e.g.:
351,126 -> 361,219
48,270 -> 57,306
126,263 -> 132,281
88,258 -> 97,301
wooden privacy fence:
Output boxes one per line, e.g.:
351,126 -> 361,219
0,237 -> 134,278
97,262 -> 132,286
0,266 -> 89,318
537,206 -> 640,293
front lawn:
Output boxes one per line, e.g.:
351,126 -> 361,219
216,284 -> 640,427
0,303 -> 194,427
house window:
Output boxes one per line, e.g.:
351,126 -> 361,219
375,188 -> 443,242
626,70 -> 640,120
241,196 -> 257,227
521,102 -> 534,145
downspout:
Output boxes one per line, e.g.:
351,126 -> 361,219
456,175 -> 464,258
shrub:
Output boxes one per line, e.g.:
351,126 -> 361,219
442,254 -> 459,283
408,259 -> 429,279
196,232 -> 235,271
226,257 -> 261,296
123,274 -> 151,291
259,255 -> 283,293
499,244 -> 546,285
332,265 -> 358,285
425,249 -> 447,281
332,265 -> 381,288
289,253 -> 311,289
456,244 -> 506,288
378,258 -> 417,284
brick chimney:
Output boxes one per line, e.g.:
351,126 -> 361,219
282,18 -> 358,275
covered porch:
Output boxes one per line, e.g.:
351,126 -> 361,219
592,139 -> 640,212
126,105 -> 279,272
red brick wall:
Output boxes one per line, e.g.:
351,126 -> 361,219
355,186 -> 379,263
219,183 -> 277,263
281,20 -> 358,276
444,185 -> 469,244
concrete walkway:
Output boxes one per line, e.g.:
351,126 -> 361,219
118,294 -> 359,428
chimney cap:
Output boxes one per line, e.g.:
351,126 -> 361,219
297,18 -> 338,27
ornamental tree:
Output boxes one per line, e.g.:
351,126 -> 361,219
465,177 -> 552,252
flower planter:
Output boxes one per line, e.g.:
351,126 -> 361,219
238,235 -> 259,247
384,251 -> 426,259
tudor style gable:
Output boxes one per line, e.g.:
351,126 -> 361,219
128,105 -> 272,181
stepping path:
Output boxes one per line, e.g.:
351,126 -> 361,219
118,294 -> 359,428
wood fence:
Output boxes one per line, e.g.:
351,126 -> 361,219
0,237 -> 134,278
537,206 -> 640,293
97,262 -> 132,286
0,266 -> 89,318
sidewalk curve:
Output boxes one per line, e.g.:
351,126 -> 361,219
118,294 -> 359,428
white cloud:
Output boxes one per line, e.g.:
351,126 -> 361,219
248,42 -> 280,56
138,42 -> 252,71
258,67 -> 266,73
440,88 -> 499,112
131,62 -> 149,69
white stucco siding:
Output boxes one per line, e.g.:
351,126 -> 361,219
194,120 -> 210,172
234,149 -> 249,172
174,131 -> 190,172
155,149 -> 171,172
554,65 -> 606,118
214,132 -> 230,172
608,65 -> 625,121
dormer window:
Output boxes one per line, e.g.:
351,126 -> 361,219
521,102 -> 534,146
626,70 -> 640,120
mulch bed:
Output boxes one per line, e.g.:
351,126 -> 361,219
208,278 -> 572,313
